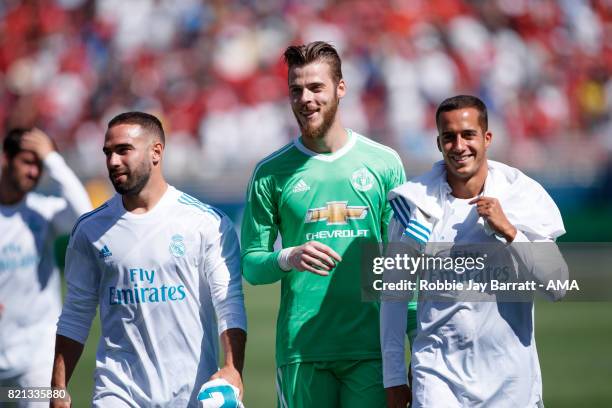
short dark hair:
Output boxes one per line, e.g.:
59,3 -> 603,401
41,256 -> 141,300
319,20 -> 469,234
2,128 -> 31,159
283,41 -> 343,84
435,95 -> 488,132
107,112 -> 165,145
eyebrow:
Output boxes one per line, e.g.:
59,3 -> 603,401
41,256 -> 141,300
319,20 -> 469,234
103,143 -> 133,153
441,129 -> 478,136
289,81 -> 326,89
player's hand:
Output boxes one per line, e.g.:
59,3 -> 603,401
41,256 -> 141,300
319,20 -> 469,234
385,384 -> 411,408
469,196 -> 517,242
288,241 -> 342,276
20,128 -> 55,160
210,365 -> 243,399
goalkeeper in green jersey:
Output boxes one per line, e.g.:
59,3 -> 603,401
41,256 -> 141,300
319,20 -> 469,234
241,41 -> 406,408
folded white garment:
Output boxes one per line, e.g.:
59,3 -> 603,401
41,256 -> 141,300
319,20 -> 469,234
388,160 -> 565,241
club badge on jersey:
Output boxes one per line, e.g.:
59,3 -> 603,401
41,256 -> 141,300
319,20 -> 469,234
198,378 -> 244,408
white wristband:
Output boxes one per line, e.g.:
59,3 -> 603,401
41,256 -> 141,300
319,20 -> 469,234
277,247 -> 295,271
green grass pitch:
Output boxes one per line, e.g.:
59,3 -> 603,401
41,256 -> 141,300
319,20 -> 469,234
66,283 -> 612,407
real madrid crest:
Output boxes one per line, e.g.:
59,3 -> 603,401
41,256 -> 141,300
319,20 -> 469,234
351,168 -> 374,192
169,234 -> 186,258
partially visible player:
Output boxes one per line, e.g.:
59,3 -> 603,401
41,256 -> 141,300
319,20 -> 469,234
241,41 -> 406,407
51,112 -> 247,407
0,128 -> 92,406
381,95 -> 567,407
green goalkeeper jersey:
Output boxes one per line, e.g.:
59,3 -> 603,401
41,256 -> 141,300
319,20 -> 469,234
241,130 -> 406,366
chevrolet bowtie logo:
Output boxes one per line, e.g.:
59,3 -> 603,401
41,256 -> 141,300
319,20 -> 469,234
305,201 -> 369,225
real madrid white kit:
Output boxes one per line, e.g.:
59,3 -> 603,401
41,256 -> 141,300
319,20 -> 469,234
0,152 -> 91,396
57,186 -> 246,407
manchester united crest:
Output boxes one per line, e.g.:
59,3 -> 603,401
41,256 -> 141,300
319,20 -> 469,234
351,168 -> 374,192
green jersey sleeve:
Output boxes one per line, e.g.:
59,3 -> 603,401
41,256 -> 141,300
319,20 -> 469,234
241,169 -> 284,285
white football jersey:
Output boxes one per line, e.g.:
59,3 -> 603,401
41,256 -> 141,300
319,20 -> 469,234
382,196 -> 550,407
57,186 -> 246,407
0,152 -> 92,380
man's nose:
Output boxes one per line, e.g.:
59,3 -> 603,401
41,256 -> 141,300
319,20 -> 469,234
299,88 -> 313,104
28,164 -> 40,179
452,135 -> 467,151
107,152 -> 121,167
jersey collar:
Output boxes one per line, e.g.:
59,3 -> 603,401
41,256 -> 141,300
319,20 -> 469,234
293,129 -> 356,162
116,185 -> 175,220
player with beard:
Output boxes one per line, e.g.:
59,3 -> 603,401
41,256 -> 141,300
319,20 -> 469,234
241,41 -> 406,407
52,112 -> 247,407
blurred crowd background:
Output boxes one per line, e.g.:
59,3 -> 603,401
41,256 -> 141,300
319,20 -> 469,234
2,2 -> 611,406
1,0 -> 611,217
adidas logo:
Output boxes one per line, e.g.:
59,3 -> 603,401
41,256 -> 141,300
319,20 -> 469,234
98,245 -> 112,259
292,179 -> 310,193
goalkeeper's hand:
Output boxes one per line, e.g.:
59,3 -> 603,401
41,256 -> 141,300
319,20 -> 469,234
279,241 -> 342,276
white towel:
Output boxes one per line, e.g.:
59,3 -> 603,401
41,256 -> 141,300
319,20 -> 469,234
388,160 -> 565,241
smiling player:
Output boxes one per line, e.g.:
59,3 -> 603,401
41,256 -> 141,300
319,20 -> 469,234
381,95 -> 567,407
241,41 -> 406,407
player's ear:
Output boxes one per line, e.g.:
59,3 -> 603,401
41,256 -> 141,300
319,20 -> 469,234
484,131 -> 492,149
151,140 -> 163,165
336,78 -> 346,99
436,136 -> 442,152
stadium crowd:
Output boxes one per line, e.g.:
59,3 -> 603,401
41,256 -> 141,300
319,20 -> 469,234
1,0 -> 610,193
